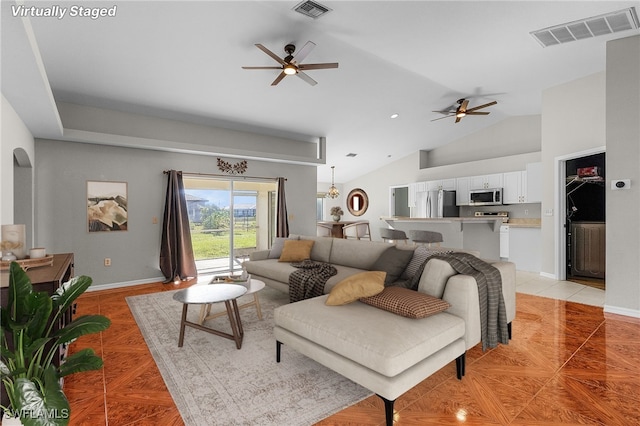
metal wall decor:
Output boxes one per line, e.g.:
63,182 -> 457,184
217,158 -> 248,175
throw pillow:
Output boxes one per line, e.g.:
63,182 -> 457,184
268,236 -> 298,259
417,258 -> 458,298
370,246 -> 414,285
325,271 -> 386,306
278,239 -> 315,262
360,286 -> 451,319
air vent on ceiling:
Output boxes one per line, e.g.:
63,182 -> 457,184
293,0 -> 332,19
531,7 -> 639,47
346,153 -> 357,157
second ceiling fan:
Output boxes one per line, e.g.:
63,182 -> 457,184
432,98 -> 497,123
242,41 -> 338,86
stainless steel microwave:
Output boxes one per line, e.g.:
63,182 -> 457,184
469,188 -> 503,206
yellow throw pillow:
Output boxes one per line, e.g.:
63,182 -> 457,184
325,271 -> 386,305
278,239 -> 315,262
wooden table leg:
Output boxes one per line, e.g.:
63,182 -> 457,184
225,300 -> 244,349
178,304 -> 188,347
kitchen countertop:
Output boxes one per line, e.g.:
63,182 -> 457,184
380,216 -> 508,232
504,218 -> 541,228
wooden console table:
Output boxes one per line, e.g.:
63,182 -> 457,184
0,253 -> 75,408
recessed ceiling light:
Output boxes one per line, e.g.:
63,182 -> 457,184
390,113 -> 399,119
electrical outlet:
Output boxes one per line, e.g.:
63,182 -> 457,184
524,209 -> 529,216
104,258 -> 111,266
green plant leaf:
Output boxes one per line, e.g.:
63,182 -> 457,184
13,366 -> 70,426
7,262 -> 33,325
56,348 -> 103,377
51,315 -> 111,346
51,276 -> 92,314
24,292 -> 53,343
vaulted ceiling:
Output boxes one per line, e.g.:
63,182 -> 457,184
2,1 -> 639,182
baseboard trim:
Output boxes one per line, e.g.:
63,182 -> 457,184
86,276 -> 166,292
604,304 -> 640,319
539,271 -> 556,280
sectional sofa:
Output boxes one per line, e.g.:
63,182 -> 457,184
243,235 -> 516,425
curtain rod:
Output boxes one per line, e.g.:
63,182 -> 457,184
163,170 -> 286,181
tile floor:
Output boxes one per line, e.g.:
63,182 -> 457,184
515,271 -> 606,307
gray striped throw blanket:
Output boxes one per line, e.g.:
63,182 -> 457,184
289,260 -> 337,303
430,253 -> 509,351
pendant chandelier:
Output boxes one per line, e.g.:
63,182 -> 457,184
326,166 -> 340,199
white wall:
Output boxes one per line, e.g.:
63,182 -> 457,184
605,35 -> 640,316
1,95 -> 35,225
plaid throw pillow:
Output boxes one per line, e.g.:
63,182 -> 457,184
359,286 -> 450,319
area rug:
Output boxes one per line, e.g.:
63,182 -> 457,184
126,286 -> 372,425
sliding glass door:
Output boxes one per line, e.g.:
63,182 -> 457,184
183,176 -> 277,275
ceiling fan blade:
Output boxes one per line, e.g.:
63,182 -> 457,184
465,101 -> 497,113
455,116 -> 463,123
430,114 -> 455,122
458,99 -> 469,113
271,71 -> 287,86
466,111 -> 491,115
432,110 -> 456,115
242,66 -> 283,70
296,71 -> 317,86
255,44 -> 287,66
293,41 -> 316,63
299,63 -> 339,70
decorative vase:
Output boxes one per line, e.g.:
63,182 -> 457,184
1,224 -> 26,259
333,215 -> 342,222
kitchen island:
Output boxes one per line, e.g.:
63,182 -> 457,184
380,216 -> 508,259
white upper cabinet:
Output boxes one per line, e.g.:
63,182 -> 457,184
456,177 -> 470,206
469,173 -> 503,190
503,171 -> 527,204
426,179 -> 456,191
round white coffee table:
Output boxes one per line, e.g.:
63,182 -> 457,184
198,278 -> 266,325
173,284 -> 247,349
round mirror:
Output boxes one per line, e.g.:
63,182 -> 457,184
346,188 -> 369,216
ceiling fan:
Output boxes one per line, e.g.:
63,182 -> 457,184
242,41 -> 338,86
431,98 -> 497,123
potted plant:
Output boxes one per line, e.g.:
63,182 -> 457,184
330,206 -> 344,222
1,262 -> 111,425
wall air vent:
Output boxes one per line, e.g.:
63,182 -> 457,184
293,0 -> 332,19
531,7 -> 639,47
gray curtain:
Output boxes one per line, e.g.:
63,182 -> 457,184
160,170 -> 197,282
276,177 -> 289,237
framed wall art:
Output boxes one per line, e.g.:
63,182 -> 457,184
87,181 -> 128,232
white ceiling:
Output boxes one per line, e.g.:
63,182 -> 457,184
2,1 -> 639,182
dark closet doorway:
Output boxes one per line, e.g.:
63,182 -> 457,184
565,152 -> 605,289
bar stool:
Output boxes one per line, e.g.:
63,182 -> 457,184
380,228 -> 409,244
410,230 -> 443,247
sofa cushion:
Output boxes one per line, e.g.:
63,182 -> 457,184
417,258 -> 458,298
244,259 -> 298,283
371,246 -> 414,285
360,287 -> 451,319
279,240 -> 315,262
326,271 -> 385,306
329,238 -> 396,270
268,236 -> 299,259
274,295 -> 465,377
299,236 -> 333,263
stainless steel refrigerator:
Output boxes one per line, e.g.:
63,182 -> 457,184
425,190 -> 459,218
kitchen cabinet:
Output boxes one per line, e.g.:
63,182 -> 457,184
503,171 -> 527,204
469,173 -> 503,190
456,177 -> 470,206
426,179 -> 456,191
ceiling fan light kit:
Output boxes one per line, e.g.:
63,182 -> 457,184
432,98 -> 497,124
242,41 -> 338,86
